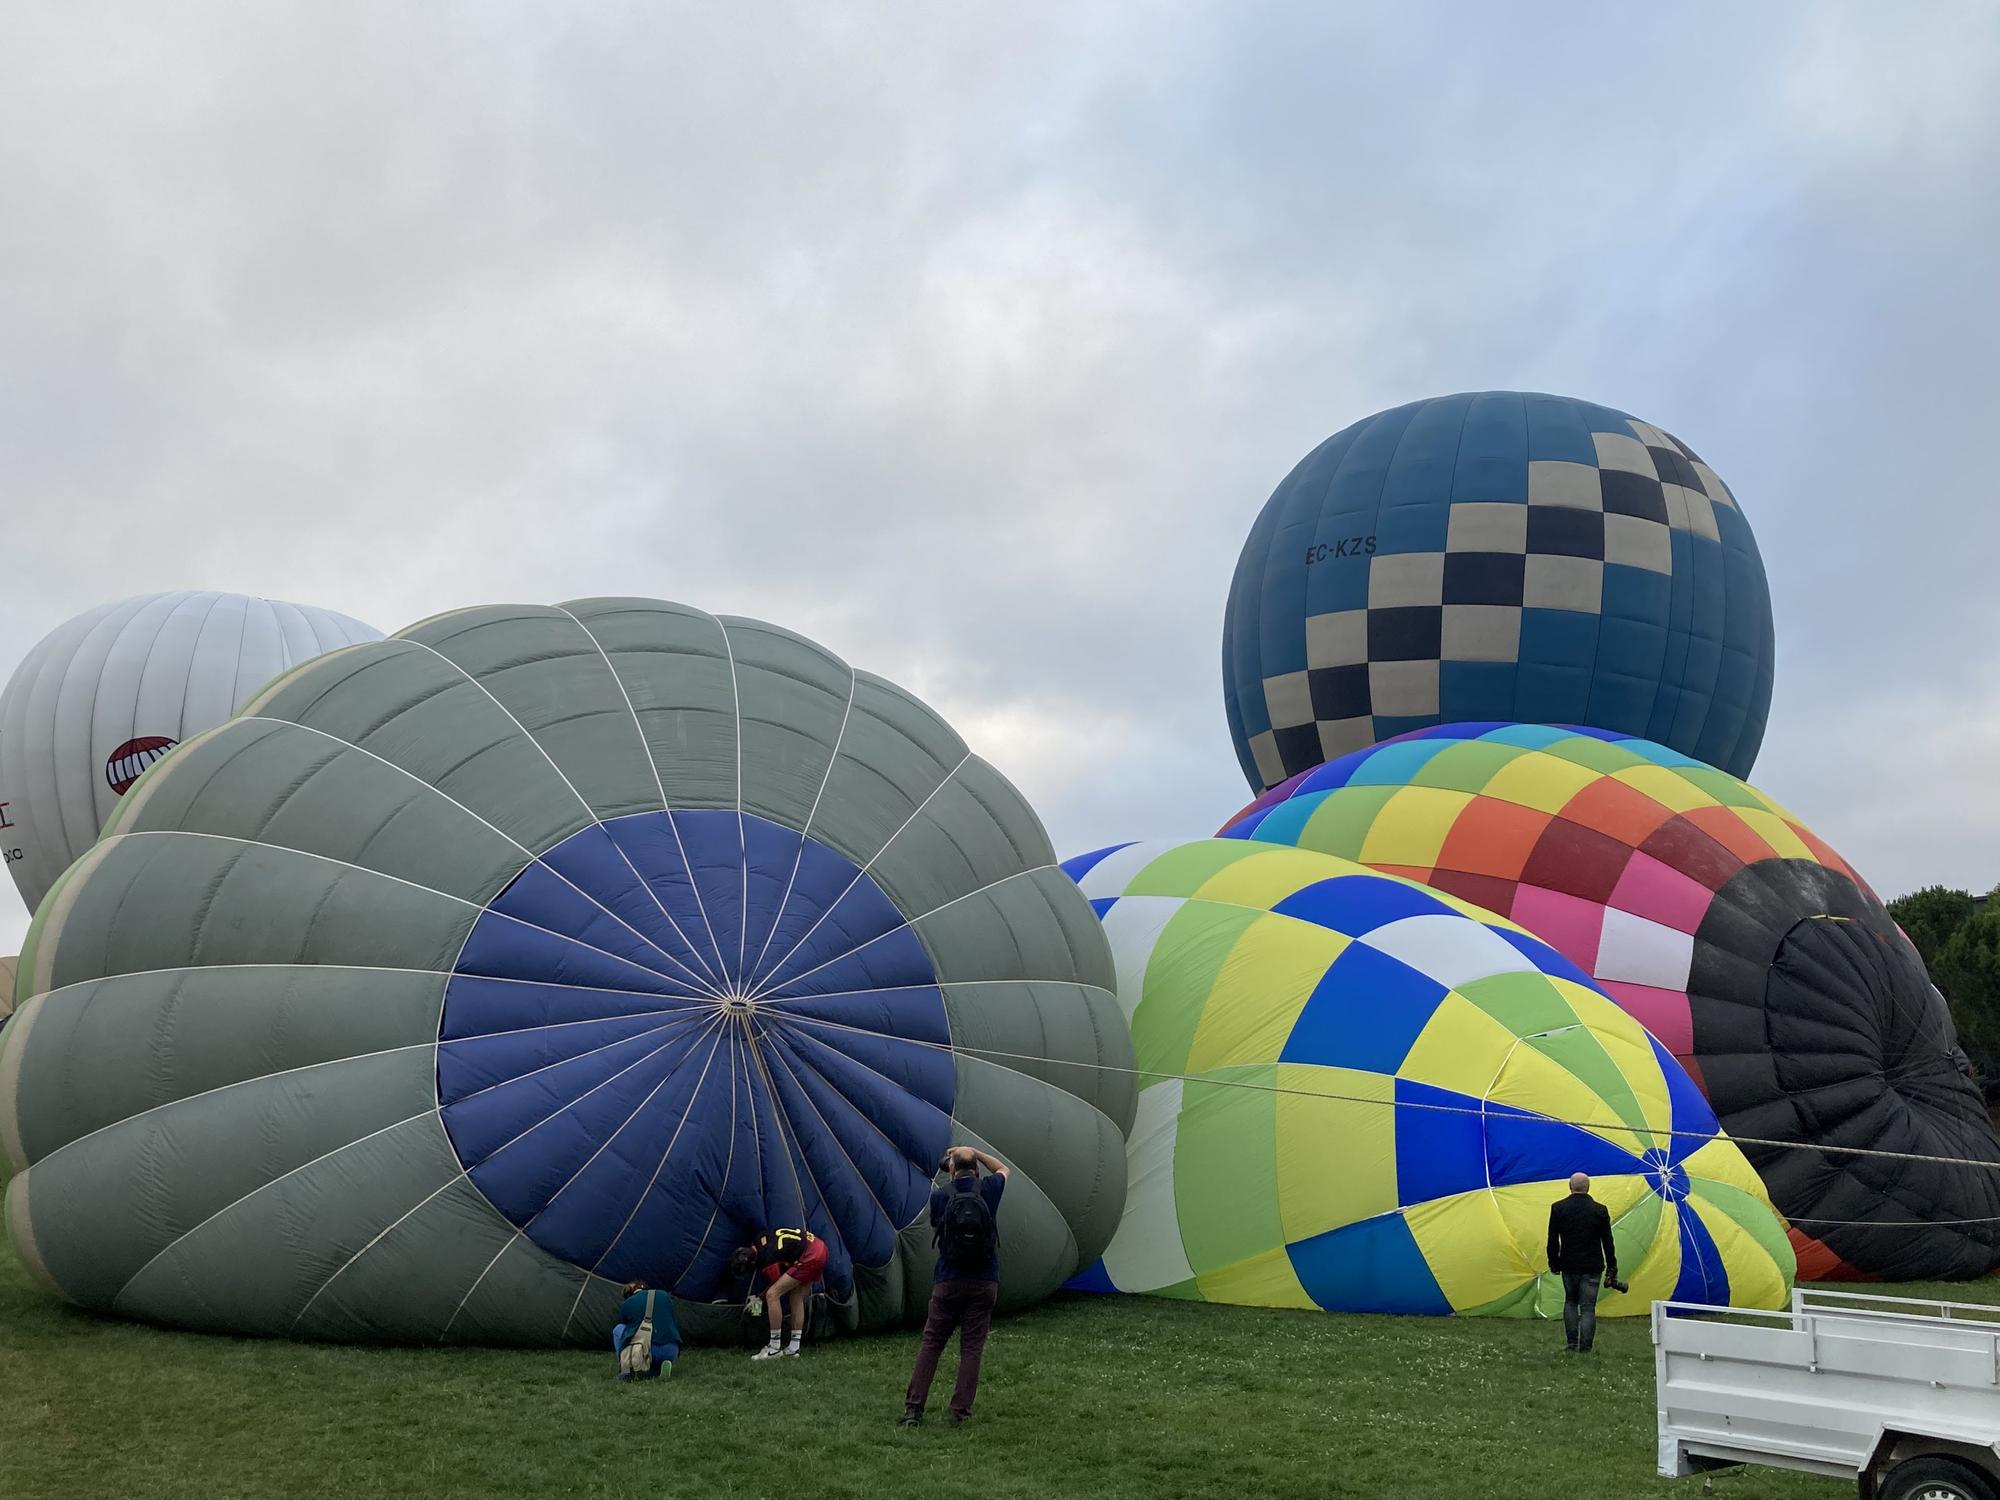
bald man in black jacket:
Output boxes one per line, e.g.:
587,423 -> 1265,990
1547,1172 -> 1619,1353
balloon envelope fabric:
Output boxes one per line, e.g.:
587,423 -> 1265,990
1060,838 -> 1793,1318
1221,722 -> 2000,1282
1222,391 -> 1774,793
0,599 -> 1133,1345
0,591 -> 381,913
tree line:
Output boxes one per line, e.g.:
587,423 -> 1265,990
1887,885 -> 2000,1096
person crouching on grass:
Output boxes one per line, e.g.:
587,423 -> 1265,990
612,1280 -> 680,1380
899,1145 -> 1007,1428
729,1226 -> 828,1360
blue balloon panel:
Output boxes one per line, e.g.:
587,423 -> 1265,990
1222,391 -> 1775,792
438,809 -> 955,1298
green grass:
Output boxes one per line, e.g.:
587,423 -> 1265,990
3,1243 -> 1992,1500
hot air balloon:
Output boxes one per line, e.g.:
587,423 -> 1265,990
1220,723 -> 2000,1281
0,591 -> 381,913
1061,838 -> 1793,1317
0,956 -> 13,1022
0,599 -> 1133,1345
1223,392 -> 1774,793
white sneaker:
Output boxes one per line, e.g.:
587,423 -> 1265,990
780,1343 -> 802,1358
751,1344 -> 784,1360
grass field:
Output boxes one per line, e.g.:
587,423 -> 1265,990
3,1244 -> 1989,1500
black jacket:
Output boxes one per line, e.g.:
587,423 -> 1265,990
1546,1193 -> 1618,1278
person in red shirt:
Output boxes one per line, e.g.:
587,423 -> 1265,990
728,1226 -> 828,1359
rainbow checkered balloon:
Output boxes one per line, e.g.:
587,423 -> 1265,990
1061,838 -> 1793,1317
1219,723 -> 2000,1283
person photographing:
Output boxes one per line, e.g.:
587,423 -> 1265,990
1546,1171 -> 1623,1354
899,1145 -> 1007,1427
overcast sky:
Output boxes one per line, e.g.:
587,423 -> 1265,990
2,2 -> 1997,954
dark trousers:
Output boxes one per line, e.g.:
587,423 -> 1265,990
904,1278 -> 999,1418
1562,1272 -> 1601,1350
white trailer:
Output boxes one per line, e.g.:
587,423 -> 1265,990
1654,1288 -> 2000,1500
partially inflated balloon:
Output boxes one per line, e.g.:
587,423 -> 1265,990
0,592 -> 381,912
1061,839 -> 1792,1318
1,599 -> 1132,1345
1223,391 -> 1774,792
1221,723 -> 2000,1281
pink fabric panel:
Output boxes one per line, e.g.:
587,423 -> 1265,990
1608,851 -> 1714,934
1598,978 -> 1694,1059
1509,884 -> 1606,972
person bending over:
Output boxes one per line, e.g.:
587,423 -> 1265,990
729,1226 -> 828,1360
1546,1172 -> 1620,1354
900,1145 -> 1007,1427
612,1280 -> 681,1380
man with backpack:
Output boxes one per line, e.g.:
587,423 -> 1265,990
899,1144 -> 1007,1428
612,1280 -> 681,1380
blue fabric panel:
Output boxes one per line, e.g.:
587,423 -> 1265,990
1482,724 -> 1575,749
1282,943 -> 1445,1073
1287,1211 -> 1453,1314
462,1014 -> 719,1226
1374,712 -> 1437,742
1649,1036 -> 1719,1163
1671,1201 -> 1730,1305
438,974 -> 700,1045
526,1017 -> 736,1271
1272,874 -> 1454,936
756,1042 -> 889,1272
442,1009 -> 715,1164
1059,842 -> 1136,884
1440,660 -> 1519,722
1344,736 -> 1456,788
1089,896 -> 1119,918
477,859 -> 715,992
438,1002 -> 704,1106
768,1021 -> 952,1163
1392,1079 -> 1491,1206
1523,393 -> 1599,464
1453,391 -> 1531,503
760,920 -> 935,1002
540,821 -> 723,988
750,867 -> 911,996
1482,1103 -> 1642,1188
1231,794 -> 1325,845
1063,1258 -> 1119,1294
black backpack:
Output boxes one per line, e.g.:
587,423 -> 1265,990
937,1190 -> 996,1270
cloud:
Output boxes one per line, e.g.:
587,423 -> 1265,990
2,1 -> 1998,957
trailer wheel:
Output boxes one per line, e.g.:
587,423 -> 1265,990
1879,1456 -> 2000,1500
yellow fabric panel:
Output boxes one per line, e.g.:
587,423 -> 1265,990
1274,1063 -> 1397,1241
1680,1137 -> 1773,1202
1733,806 -> 1814,862
1603,1190 -> 1684,1316
1395,991 -> 1531,1099
1356,786 -> 1475,870
1609,763 -> 1717,813
1190,845 -> 1362,913
1405,1188 -> 1537,1310
1486,1033 -> 1659,1157
1561,992 -> 1675,1142
1476,751 -> 1604,815
1194,1243 -> 1316,1310
1185,916 -> 1348,1072
1688,1196 -> 1791,1311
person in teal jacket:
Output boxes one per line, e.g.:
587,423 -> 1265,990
612,1280 -> 682,1380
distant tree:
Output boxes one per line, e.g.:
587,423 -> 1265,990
1937,908 -> 2000,1072
1887,885 -> 1976,970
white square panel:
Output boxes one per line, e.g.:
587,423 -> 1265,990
1367,551 -> 1445,608
1263,669 -> 1313,728
1604,513 -> 1673,574
1306,608 -> 1368,668
1445,502 -> 1529,554
1592,431 -> 1658,477
1595,906 -> 1695,991
1367,658 -> 1439,716
1528,460 -> 1603,510
1441,603 -> 1522,662
1523,553 -> 1604,612
1317,716 -> 1375,759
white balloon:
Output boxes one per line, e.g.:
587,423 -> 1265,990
0,592 -> 382,913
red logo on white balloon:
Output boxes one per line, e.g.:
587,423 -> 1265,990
105,737 -> 177,796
